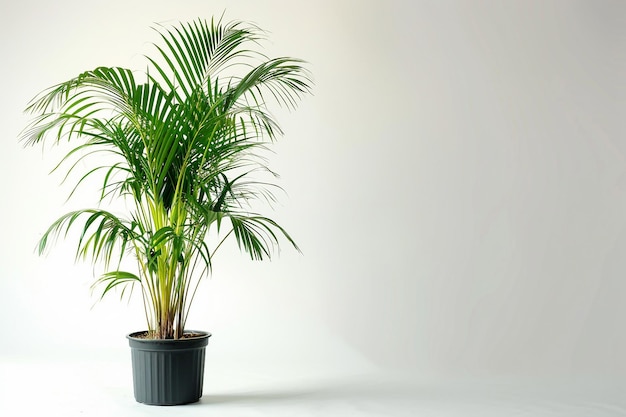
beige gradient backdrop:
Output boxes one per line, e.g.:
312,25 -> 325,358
1,0 -> 625,381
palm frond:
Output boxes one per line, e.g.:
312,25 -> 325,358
229,215 -> 300,261
93,271 -> 141,301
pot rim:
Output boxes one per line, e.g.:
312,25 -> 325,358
127,330 -> 211,340
127,330 -> 211,350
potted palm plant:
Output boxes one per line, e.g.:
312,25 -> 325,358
20,16 -> 312,405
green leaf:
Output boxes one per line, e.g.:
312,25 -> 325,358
93,271 -> 141,300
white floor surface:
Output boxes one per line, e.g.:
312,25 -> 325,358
2,352 -> 626,417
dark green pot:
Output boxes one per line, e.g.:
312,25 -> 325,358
127,331 -> 211,405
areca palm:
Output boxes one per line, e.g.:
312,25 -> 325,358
21,17 -> 312,339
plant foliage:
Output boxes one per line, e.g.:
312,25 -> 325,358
21,17 -> 312,339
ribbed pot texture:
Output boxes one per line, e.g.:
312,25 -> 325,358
127,331 -> 211,405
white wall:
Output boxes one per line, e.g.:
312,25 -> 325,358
1,0 -> 624,380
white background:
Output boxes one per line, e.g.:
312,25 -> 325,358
1,0 -> 625,415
